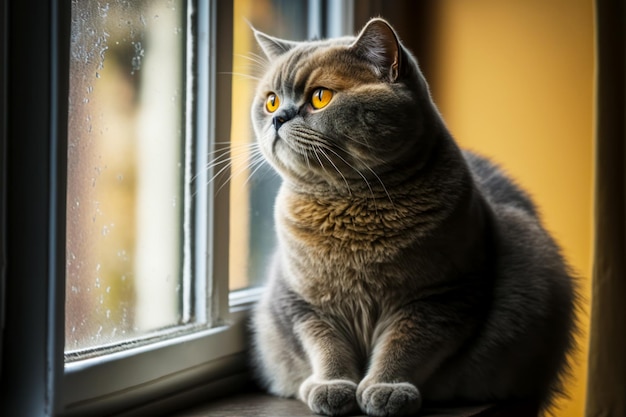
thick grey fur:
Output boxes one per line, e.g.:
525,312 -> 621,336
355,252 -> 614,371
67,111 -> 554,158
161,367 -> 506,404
249,18 -> 578,417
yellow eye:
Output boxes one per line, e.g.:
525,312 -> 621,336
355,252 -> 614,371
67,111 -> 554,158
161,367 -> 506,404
266,93 -> 280,113
311,88 -> 333,110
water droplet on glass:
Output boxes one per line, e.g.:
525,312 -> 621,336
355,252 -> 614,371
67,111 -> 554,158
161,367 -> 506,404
95,71 -> 101,78
101,225 -> 109,236
130,41 -> 144,74
99,2 -> 109,17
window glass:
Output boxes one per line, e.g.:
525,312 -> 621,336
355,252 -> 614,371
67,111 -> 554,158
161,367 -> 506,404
66,0 -> 186,353
229,0 -> 310,290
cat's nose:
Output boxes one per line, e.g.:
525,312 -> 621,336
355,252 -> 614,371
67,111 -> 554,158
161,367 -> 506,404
272,108 -> 296,131
273,116 -> 286,131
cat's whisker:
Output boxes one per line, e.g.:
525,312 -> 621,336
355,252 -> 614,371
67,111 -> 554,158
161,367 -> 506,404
233,53 -> 269,76
364,166 -> 395,209
192,142 -> 259,184
315,145 -> 352,196
302,128 -> 392,209
340,148 -> 396,210
310,144 -> 334,185
221,71 -> 261,81
193,141 -> 262,191
323,146 -> 380,209
236,51 -> 269,67
211,147 -> 266,196
293,127 -> 377,203
344,132 -> 375,151
304,148 -> 312,171
242,155 -> 271,188
343,132 -> 387,166
233,62 -> 266,76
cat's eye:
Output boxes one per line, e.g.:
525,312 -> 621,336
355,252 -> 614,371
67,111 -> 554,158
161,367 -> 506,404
311,88 -> 333,110
266,93 -> 280,113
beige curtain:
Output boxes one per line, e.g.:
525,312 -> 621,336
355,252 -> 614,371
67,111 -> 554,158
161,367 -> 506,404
585,1 -> 626,416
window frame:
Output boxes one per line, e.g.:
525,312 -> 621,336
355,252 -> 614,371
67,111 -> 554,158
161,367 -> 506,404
1,1 -> 68,415
0,1 -> 353,416
59,0 -> 244,414
0,0 -> 7,385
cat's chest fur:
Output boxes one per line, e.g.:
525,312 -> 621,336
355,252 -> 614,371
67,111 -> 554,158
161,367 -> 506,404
274,184 -> 455,306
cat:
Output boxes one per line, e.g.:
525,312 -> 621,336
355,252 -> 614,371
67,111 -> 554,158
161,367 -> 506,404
249,18 -> 578,417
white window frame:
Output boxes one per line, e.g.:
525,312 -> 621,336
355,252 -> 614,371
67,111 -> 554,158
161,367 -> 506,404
0,0 -> 352,416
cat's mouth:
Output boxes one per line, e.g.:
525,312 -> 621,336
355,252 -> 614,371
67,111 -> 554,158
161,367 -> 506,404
276,131 -> 379,187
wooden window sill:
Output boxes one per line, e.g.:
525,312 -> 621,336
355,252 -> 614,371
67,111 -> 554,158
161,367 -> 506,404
171,389 -> 539,417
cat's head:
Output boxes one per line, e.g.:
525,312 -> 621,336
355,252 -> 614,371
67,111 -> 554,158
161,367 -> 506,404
251,18 -> 440,192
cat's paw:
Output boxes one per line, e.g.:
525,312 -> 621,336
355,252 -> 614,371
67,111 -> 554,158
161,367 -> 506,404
299,378 -> 359,416
357,381 -> 422,416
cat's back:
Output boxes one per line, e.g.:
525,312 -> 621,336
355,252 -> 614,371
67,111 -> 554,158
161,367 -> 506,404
463,150 -> 537,218
415,150 -> 579,406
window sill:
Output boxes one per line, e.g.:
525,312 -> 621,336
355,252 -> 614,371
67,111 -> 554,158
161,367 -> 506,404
169,388 -> 539,417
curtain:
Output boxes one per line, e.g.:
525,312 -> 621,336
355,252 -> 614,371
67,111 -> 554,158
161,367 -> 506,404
585,1 -> 626,416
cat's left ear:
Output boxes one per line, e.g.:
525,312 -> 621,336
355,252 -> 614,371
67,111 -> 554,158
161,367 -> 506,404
254,29 -> 299,60
351,18 -> 402,82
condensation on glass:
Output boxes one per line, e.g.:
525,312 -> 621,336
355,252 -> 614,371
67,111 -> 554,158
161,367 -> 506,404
66,0 -> 186,353
229,0 -> 310,290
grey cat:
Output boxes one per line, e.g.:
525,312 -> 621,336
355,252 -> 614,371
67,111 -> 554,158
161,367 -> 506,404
250,18 -> 578,417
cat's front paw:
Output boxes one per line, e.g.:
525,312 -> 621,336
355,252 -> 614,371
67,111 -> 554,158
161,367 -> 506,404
299,377 -> 359,416
357,381 -> 422,416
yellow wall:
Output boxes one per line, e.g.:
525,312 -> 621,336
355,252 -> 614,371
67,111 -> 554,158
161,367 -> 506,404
429,1 -> 594,416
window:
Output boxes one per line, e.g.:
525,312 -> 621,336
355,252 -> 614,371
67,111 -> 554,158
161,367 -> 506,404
0,0 -> 6,379
229,0 -> 354,291
66,0 -> 187,354
1,1 -> 352,415
229,0 -> 312,292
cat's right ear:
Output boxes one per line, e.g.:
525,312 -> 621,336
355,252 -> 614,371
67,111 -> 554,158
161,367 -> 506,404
254,29 -> 298,60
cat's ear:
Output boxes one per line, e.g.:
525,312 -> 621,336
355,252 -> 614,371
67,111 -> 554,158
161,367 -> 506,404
254,29 -> 299,60
351,18 -> 402,82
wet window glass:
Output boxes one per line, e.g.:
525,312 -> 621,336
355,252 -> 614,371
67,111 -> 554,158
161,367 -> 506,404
66,0 -> 186,353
